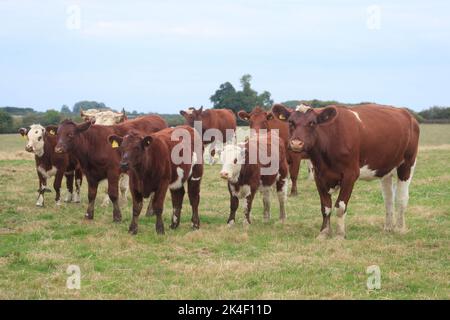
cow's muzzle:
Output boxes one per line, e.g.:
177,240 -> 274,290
289,139 -> 305,152
25,145 -> 33,153
54,146 -> 65,154
220,172 -> 229,180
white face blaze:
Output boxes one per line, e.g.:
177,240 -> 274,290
92,111 -> 124,125
26,124 -> 46,157
220,144 -> 245,183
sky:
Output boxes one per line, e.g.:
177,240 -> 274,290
0,0 -> 449,113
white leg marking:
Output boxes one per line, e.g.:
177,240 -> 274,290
64,192 -> 73,203
260,186 -> 271,221
336,201 -> 346,238
380,174 -> 394,231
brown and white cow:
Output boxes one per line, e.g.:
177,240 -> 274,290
108,126 -> 203,235
272,103 -> 420,239
220,133 -> 289,225
19,124 -> 82,207
237,106 -> 313,196
55,115 -> 167,222
180,106 -> 237,163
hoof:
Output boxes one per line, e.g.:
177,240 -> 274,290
55,200 -> 62,206
384,224 -> 395,232
335,233 -> 346,240
84,213 -> 93,220
192,223 -> 200,230
128,227 -> 138,235
289,191 -> 298,197
316,229 -> 331,240
227,219 -> 235,227
169,223 -> 178,230
394,226 -> 407,234
36,203 -> 44,207
113,216 -> 122,223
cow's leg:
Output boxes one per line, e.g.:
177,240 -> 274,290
36,170 -> 47,207
260,186 -> 271,222
187,177 -> 201,229
101,182 -> 111,207
145,193 -> 154,217
243,190 -> 256,225
334,174 -> 357,239
208,141 -> 217,165
380,174 -> 395,231
73,169 -> 82,203
227,183 -> 239,225
289,156 -> 300,197
107,174 -> 122,222
53,170 -> 64,206
152,185 -> 168,235
316,181 -> 333,240
395,161 -> 415,233
64,171 -> 74,203
118,174 -> 129,207
128,189 -> 143,235
85,179 -> 98,220
306,160 -> 315,180
169,187 -> 185,230
276,177 -> 288,222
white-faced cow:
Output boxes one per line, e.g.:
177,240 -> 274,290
19,124 -> 82,206
272,103 -> 420,239
220,134 -> 289,225
108,126 -> 203,235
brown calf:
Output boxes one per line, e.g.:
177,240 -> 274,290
238,106 -> 305,196
108,126 -> 203,235
180,106 -> 236,162
272,103 -> 420,239
220,134 -> 289,225
19,124 -> 82,206
55,115 -> 167,222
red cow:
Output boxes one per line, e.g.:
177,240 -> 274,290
180,106 -> 236,162
272,104 -> 420,239
108,126 -> 203,235
55,115 -> 167,222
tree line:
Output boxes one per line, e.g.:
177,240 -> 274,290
1,75 -> 450,133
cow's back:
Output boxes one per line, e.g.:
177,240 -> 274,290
115,115 -> 167,136
203,109 -> 237,134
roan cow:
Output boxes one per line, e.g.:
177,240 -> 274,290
272,103 -> 420,239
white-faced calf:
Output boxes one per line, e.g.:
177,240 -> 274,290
220,134 -> 289,225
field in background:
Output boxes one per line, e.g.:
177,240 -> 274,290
0,125 -> 449,299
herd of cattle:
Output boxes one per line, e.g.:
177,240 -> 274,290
18,103 -> 420,239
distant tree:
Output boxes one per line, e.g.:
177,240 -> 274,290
60,104 -> 71,114
72,101 -> 107,114
41,109 -> 62,126
418,106 -> 450,120
0,110 -> 13,133
210,75 -> 273,115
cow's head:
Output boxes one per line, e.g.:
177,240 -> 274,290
179,106 -> 203,127
219,143 -> 246,183
272,104 -> 337,154
93,111 -> 126,125
238,106 -> 274,133
55,119 -> 92,153
108,131 -> 152,172
19,124 -> 46,157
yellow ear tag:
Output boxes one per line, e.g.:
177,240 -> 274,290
111,140 -> 119,148
50,130 -> 55,135
279,114 -> 286,120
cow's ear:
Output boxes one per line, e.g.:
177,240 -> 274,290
179,110 -> 187,117
198,106 -> 203,113
266,113 -> 274,121
316,107 -> 337,125
238,110 -> 250,122
108,135 -> 123,149
45,125 -> 58,136
271,104 -> 291,122
142,136 -> 153,148
18,128 -> 28,137
76,121 -> 92,133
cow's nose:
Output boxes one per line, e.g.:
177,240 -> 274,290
290,139 -> 304,152
25,145 -> 33,152
220,172 -> 229,180
120,162 -> 129,171
55,146 -> 64,153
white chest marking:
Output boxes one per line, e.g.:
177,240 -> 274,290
350,110 -> 362,122
230,184 -> 251,199
38,166 -> 57,179
359,165 -> 377,181
169,167 -> 184,190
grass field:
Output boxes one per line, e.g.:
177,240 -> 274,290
0,124 -> 449,299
